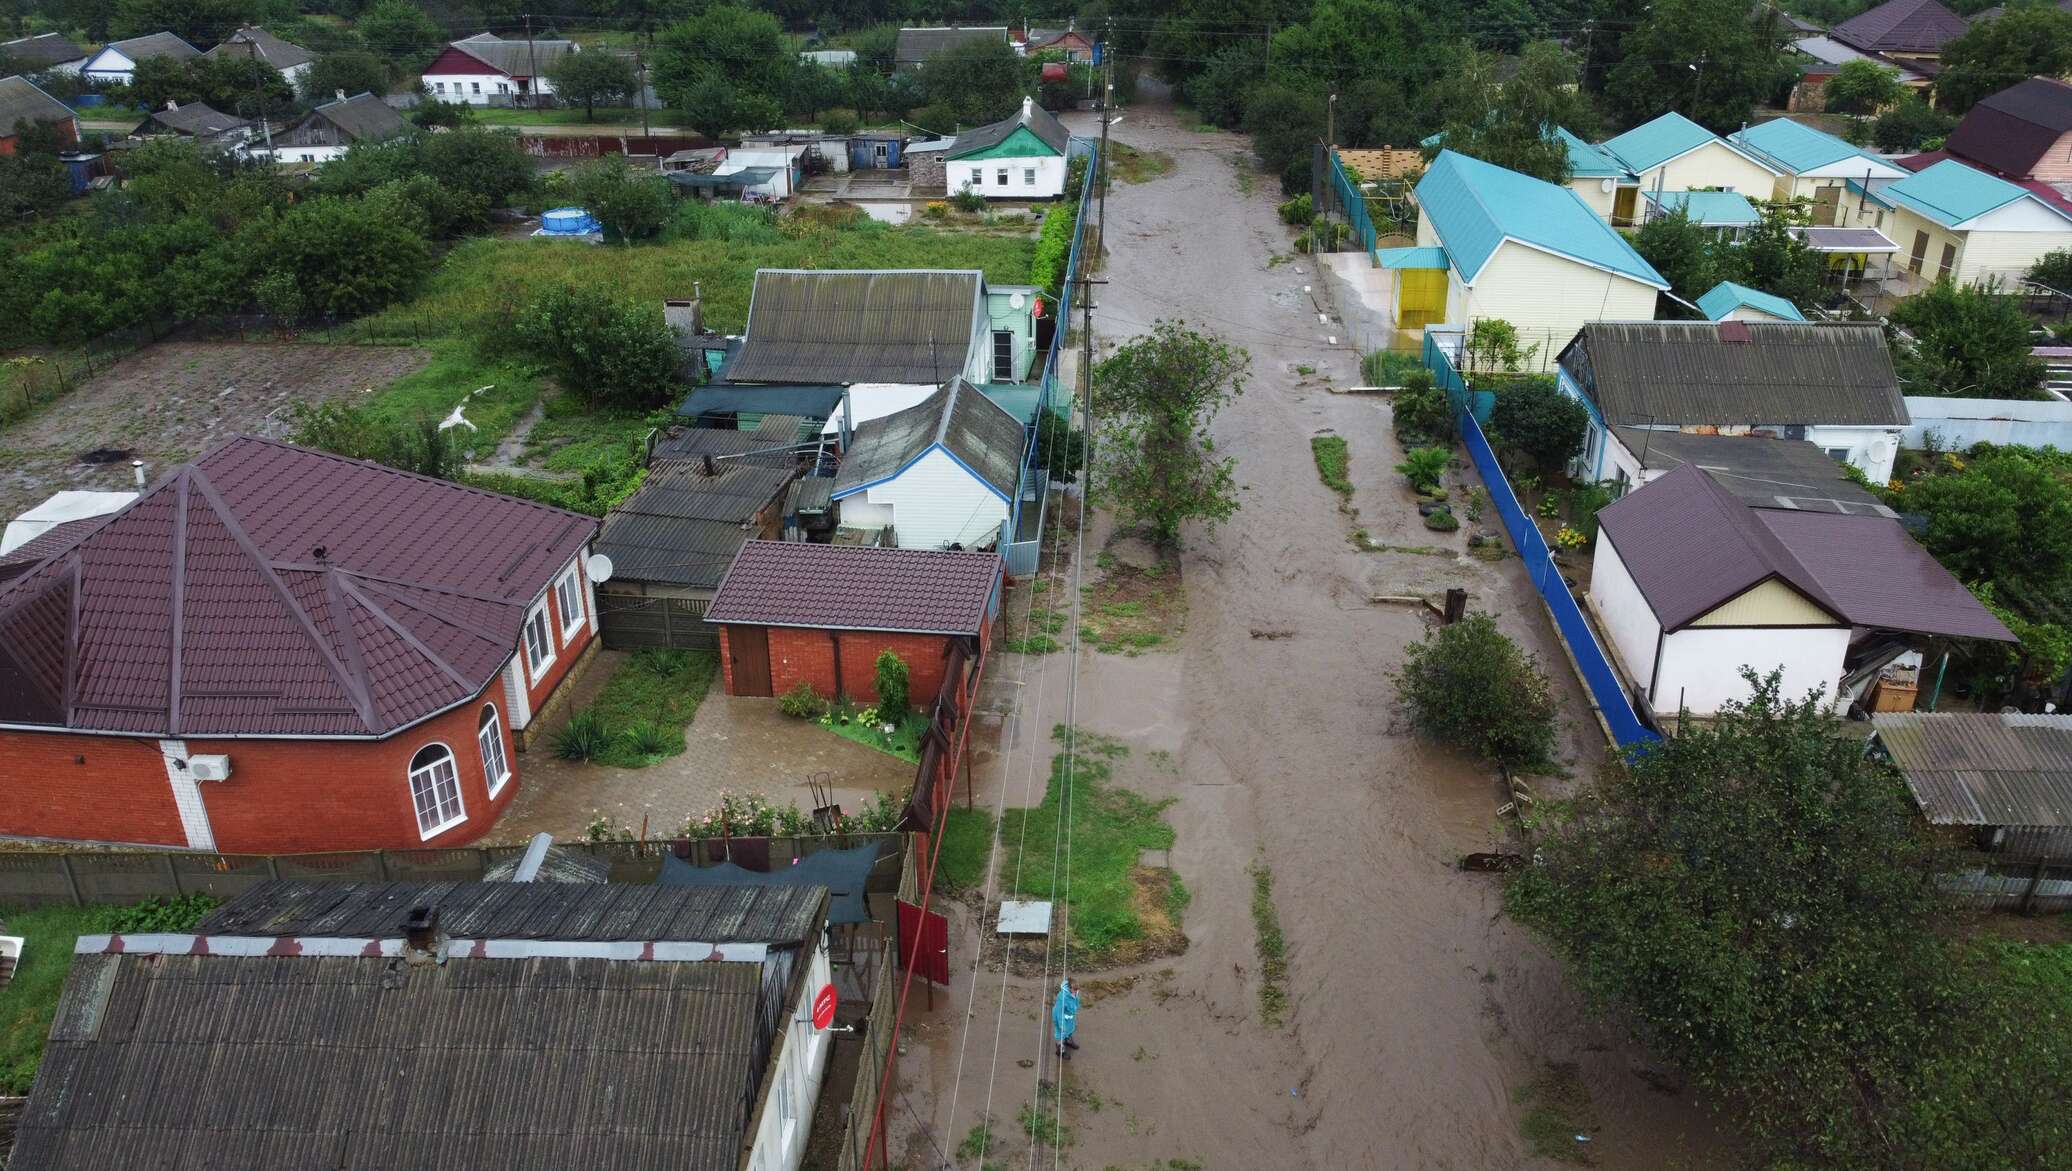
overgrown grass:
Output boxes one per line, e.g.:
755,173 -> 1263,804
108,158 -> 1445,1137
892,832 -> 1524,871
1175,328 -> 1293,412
356,340 -> 549,460
1515,1063 -> 1597,1163
0,896 -> 218,1092
1005,606 -> 1066,654
1107,142 -> 1175,184
361,224 -> 1036,341
522,393 -> 654,472
1248,861 -> 1288,1027
937,807 -> 997,892
1361,348 -> 1423,387
1018,1082 -> 1073,1148
1310,435 -> 1352,498
586,648 -> 718,767
957,1118 -> 996,1163
999,729 -> 1180,963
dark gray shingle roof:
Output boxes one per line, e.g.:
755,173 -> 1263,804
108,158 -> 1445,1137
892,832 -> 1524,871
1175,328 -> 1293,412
594,458 -> 797,588
2,33 -> 88,68
833,378 -> 1026,499
707,539 -> 1000,633
728,269 -> 984,385
203,26 -> 313,70
303,90 -> 407,142
0,74 -> 73,135
99,31 -> 201,65
1562,321 -> 1907,427
449,32 -> 579,76
895,25 -> 1009,65
137,100 -> 246,137
948,97 -> 1070,158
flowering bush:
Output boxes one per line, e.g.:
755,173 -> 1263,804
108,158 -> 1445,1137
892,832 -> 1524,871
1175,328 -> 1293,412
678,788 -> 907,839
1554,526 -> 1588,551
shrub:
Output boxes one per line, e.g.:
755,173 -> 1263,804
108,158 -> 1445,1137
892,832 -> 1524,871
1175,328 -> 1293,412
1390,369 -> 1452,442
951,185 -> 987,212
1423,507 -> 1459,532
874,650 -> 912,715
553,708 -> 611,761
1489,375 -> 1588,473
820,108 -> 861,135
1396,446 -> 1449,493
624,721 -> 671,757
1030,202 -> 1074,295
513,285 -> 681,411
779,680 -> 826,718
93,894 -> 219,933
1393,613 -> 1558,770
1277,192 -> 1314,225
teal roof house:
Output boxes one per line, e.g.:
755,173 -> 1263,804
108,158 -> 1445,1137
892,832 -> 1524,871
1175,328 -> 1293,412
1696,280 -> 1807,322
1727,118 -> 1908,210
1862,158 -> 2072,286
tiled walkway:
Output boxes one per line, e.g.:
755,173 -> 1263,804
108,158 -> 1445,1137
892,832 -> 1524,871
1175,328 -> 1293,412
481,693 -> 916,846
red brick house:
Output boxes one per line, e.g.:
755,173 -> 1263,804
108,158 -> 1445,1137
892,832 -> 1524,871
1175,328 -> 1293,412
0,436 -> 601,853
706,541 -> 1000,708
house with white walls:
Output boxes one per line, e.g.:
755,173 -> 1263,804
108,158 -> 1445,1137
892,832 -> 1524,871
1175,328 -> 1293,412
203,26 -> 314,90
832,378 -> 1026,550
421,32 -> 577,105
945,96 -> 1070,199
80,31 -> 199,86
1728,116 -> 1910,212
1843,156 -> 2072,287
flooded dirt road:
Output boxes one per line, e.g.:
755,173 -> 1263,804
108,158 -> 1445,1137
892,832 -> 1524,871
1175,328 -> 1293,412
893,103 -> 1729,1170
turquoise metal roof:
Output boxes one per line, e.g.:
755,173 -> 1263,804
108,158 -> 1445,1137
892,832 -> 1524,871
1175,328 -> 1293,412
1645,189 -> 1760,226
1555,126 -> 1627,178
1603,112 -> 1717,173
1728,118 -> 1877,174
1414,150 -> 1669,289
1696,281 -> 1806,321
1880,158 -> 2068,228
1378,245 -> 1450,269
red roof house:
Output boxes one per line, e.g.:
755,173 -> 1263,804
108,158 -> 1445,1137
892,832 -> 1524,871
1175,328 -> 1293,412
0,436 -> 602,852
420,32 -> 579,105
1830,0 -> 1971,59
706,541 -> 1000,706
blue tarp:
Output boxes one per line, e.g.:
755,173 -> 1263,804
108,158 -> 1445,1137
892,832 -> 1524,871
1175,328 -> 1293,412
657,840 -> 884,925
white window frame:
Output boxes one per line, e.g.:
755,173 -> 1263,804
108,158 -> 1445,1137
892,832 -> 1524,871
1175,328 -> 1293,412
433,81 -> 445,93
523,601 -> 555,682
471,81 -> 482,94
478,704 -> 511,798
408,744 -> 467,839
996,167 -> 1008,186
1023,167 -> 1036,186
554,567 -> 586,642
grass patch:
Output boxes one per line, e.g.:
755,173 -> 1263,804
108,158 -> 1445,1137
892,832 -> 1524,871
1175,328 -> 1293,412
817,709 -> 929,763
1018,1082 -> 1074,1148
1310,435 -> 1352,498
586,648 -> 718,767
0,896 -> 218,1092
937,807 -> 997,892
1108,142 -> 1175,184
523,393 -> 654,471
956,1118 -> 996,1163
999,728 -> 1182,965
1005,606 -> 1065,654
1079,557 -> 1184,656
1516,1063 -> 1597,1163
357,340 -> 549,460
1247,861 -> 1289,1027
1361,348 -> 1424,386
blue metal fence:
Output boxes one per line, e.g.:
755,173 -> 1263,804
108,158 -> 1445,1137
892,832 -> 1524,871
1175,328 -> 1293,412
1426,341 -> 1659,748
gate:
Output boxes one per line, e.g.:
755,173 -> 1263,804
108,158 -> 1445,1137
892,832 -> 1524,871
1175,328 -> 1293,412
599,591 -> 716,650
896,897 -> 950,984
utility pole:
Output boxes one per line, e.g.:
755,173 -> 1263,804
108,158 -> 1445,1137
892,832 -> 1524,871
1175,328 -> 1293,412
524,14 -> 540,111
240,38 -> 273,162
637,50 -> 651,144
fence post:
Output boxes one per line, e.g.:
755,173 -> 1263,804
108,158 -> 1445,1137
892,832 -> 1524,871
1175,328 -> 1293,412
266,856 -> 280,880
377,851 -> 392,880
59,854 -> 81,906
162,852 -> 181,896
2021,859 -> 2047,913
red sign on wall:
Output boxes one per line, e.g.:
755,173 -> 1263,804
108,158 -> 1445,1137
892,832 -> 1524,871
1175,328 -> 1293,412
813,983 -> 838,1029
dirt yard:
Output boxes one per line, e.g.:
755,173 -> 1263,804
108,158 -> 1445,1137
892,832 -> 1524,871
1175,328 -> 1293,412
0,341 -> 430,519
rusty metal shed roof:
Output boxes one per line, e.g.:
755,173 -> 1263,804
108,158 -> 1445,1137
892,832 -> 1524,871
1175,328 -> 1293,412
707,540 -> 999,634
726,269 -> 984,385
1561,321 -> 1907,427
0,436 -> 596,737
1875,712 -> 2072,826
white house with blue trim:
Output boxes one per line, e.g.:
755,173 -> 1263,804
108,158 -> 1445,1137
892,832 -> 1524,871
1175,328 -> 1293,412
831,378 -> 1027,550
1839,157 -> 2072,287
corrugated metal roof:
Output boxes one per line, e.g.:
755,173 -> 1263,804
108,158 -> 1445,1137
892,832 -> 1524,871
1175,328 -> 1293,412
1562,321 -> 1906,426
0,75 -> 74,135
1,32 -> 87,67
1377,245 -> 1449,269
1554,126 -> 1626,177
1832,0 -> 1969,53
99,31 -> 199,64
1617,430 -> 1890,513
894,25 -> 1009,65
1756,508 -> 2013,641
1795,226 -> 1901,252
1880,157 -> 2070,227
138,100 -> 246,137
1695,280 -> 1805,320
443,32 -> 578,77
727,269 -> 984,385
833,378 -> 1025,500
203,26 -> 313,70
786,475 -> 835,514
1414,150 -> 1667,288
1729,117 -> 1892,175
1648,189 -> 1762,227
650,418 -> 807,462
595,458 -> 796,588
1876,712 -> 2072,826
0,436 -> 596,737
706,540 -> 999,633
947,98 -> 1069,158
300,91 -> 406,143
1603,112 -> 1720,173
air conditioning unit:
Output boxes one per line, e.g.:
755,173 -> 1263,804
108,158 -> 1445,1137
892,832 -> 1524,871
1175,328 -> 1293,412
186,755 -> 232,782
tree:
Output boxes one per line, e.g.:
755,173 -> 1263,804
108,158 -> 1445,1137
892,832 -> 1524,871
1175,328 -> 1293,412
1490,375 -> 1588,472
1184,43 -> 1264,129
2031,248 -> 2072,294
1462,316 -> 1538,376
1890,278 -> 2048,399
417,127 -> 533,204
1429,40 -> 1598,185
1898,446 -> 2072,606
872,650 -> 910,714
514,286 -> 681,411
546,48 -> 638,118
0,119 -> 74,220
1507,673 -> 2072,1167
305,50 -> 390,102
1870,94 -> 1955,152
1822,57 -> 1904,114
1093,320 -> 1250,547
1735,198 -> 1827,309
1393,612 -> 1559,769
258,195 -> 431,319
1604,0 -> 1794,131
363,173 -> 489,240
1035,409 -> 1087,484
1631,207 -> 1725,308
357,0 -> 443,70
651,4 -> 790,126
1935,6 -> 2072,115
570,156 -> 671,242
112,0 -> 249,43
921,36 -> 1027,125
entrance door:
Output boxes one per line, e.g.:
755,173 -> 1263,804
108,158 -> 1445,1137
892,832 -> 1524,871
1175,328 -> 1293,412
992,330 -> 1015,380
729,625 -> 773,696
873,140 -> 889,165
1909,230 -> 1930,274
1938,242 -> 1957,280
1612,186 -> 1638,227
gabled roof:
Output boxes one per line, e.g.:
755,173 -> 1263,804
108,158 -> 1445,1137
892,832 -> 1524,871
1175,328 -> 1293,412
1,32 -> 88,68
1414,149 -> 1668,288
92,31 -> 200,66
1875,712 -> 2072,827
0,436 -> 596,737
947,96 -> 1069,158
1945,78 -> 2072,178
1729,117 -> 1899,176
136,100 -> 245,137
707,540 -> 1000,634
0,74 -> 74,135
1759,506 -> 2013,640
1696,279 -> 1806,320
728,268 -> 985,385
833,378 -> 1026,501
1647,188 -> 1762,226
203,25 -> 313,71
1561,321 -> 1906,426
1880,156 -> 2072,227
300,90 -> 407,143
439,32 -> 578,77
593,457 -> 798,588
1832,0 -> 1969,53
1554,126 -> 1627,178
1602,111 -> 1722,173
895,25 -> 1009,66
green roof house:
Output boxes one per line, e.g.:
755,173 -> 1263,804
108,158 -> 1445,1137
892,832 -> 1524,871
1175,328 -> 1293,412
945,96 -> 1071,199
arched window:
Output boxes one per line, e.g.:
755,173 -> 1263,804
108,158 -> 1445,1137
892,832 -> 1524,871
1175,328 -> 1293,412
408,744 -> 465,839
478,704 -> 511,798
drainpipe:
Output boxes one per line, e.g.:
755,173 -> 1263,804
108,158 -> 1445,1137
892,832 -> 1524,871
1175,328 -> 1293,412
828,630 -> 845,701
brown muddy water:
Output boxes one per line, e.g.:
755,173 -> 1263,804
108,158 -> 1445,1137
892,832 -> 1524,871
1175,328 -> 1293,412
888,103 -> 1731,1171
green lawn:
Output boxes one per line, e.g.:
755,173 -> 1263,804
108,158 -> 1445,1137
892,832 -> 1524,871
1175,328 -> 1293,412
354,340 -> 551,461
587,648 -> 719,767
1310,435 -> 1352,498
818,710 -> 929,763
523,394 -> 654,472
935,806 -> 996,892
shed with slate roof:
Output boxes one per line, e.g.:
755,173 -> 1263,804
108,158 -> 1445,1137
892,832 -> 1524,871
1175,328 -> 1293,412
831,378 -> 1026,551
0,73 -> 77,154
131,99 -> 248,144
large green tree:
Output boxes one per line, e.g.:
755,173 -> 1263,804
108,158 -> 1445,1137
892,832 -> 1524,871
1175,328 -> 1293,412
651,4 -> 790,130
1822,57 -> 1903,114
1898,445 -> 2072,608
305,50 -> 390,102
259,195 -> 430,319
1631,207 -> 1727,309
112,0 -> 248,43
1094,320 -> 1250,547
514,285 -> 681,411
356,0 -> 443,70
1890,278 -> 2048,399
1603,0 -> 1794,131
570,156 -> 672,242
1871,93 -> 1955,152
1935,6 -> 2072,115
920,36 -> 1029,126
547,48 -> 639,118
1430,40 -> 1598,185
1394,612 -> 1559,769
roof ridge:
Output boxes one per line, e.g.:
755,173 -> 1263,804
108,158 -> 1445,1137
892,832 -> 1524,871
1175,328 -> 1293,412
205,435 -> 597,527
334,575 -> 478,693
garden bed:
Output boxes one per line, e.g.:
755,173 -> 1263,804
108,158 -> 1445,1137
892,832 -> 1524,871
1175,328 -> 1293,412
813,708 -> 930,764
1081,543 -> 1185,655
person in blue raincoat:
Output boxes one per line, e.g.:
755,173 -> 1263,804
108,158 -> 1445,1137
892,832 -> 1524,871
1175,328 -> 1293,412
1051,977 -> 1081,1061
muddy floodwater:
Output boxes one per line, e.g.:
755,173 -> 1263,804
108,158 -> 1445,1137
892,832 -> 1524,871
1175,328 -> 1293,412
890,99 -> 1732,1170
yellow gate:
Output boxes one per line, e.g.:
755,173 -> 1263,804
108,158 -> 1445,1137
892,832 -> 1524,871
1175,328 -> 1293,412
1398,268 -> 1448,329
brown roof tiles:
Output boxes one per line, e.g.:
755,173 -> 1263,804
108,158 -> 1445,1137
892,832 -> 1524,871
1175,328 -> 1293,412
706,540 -> 999,634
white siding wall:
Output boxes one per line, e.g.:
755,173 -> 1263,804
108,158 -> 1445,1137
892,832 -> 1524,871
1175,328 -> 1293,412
1952,200 -> 2072,285
1640,142 -> 1779,196
850,447 -> 1009,550
1457,244 -> 1661,367
1588,534 -> 1666,696
423,71 -> 552,103
1655,625 -> 1852,716
949,154 -> 1067,199
746,938 -> 835,1171
1802,424 -> 1901,484
81,49 -> 138,84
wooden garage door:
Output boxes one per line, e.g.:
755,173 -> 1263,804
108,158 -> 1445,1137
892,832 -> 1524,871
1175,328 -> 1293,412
729,625 -> 773,697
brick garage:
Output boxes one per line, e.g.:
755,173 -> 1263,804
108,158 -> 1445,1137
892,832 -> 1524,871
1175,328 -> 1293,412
706,541 -> 1001,712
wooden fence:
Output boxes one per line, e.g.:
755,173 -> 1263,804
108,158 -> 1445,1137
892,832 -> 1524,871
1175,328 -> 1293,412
1944,855 -> 2072,914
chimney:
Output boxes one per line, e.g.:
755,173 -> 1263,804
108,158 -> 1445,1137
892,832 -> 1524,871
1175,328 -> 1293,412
702,453 -> 718,476
1719,320 -> 1752,344
1022,95 -> 1032,119
130,459 -> 144,487
336,89 -> 347,102
164,99 -> 178,111
401,906 -> 445,965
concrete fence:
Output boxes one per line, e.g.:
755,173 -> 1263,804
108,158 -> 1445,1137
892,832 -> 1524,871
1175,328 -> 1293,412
1902,395 -> 2072,452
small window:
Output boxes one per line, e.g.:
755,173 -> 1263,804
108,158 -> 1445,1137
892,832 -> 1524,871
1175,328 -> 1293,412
996,168 -> 1008,186
1023,167 -> 1036,185
433,81 -> 445,93
523,602 -> 554,681
471,81 -> 482,94
1824,447 -> 1853,462
554,567 -> 586,641
478,705 -> 510,797
408,744 -> 466,838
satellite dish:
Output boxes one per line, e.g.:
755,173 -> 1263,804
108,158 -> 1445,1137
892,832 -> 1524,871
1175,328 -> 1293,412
1600,178 -> 1616,194
1009,292 -> 1027,309
585,553 -> 615,583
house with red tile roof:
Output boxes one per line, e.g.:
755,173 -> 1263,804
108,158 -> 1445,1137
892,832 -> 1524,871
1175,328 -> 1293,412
0,436 -> 602,852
